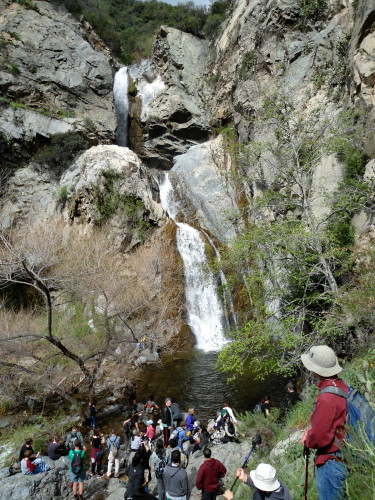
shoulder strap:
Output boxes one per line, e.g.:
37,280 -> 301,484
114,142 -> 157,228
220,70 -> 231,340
320,386 -> 347,398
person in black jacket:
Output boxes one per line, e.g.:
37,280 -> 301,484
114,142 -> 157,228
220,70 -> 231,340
161,398 -> 173,447
19,438 -> 34,461
125,453 -> 158,500
284,382 -> 301,407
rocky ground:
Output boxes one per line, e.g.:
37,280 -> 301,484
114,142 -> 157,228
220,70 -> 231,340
0,440 -> 253,500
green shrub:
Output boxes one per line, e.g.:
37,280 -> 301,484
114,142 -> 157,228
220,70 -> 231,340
298,0 -> 327,18
341,145 -> 367,180
128,82 -> 138,98
35,132 -> 88,179
15,0 -> 39,12
203,14 -> 225,38
56,184 -> 68,207
9,63 -> 20,75
61,0 -> 208,63
239,51 -> 257,80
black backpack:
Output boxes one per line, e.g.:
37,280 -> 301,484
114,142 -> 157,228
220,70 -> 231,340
71,450 -> 83,474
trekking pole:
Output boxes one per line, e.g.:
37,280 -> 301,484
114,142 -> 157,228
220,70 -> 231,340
303,445 -> 310,500
230,433 -> 261,490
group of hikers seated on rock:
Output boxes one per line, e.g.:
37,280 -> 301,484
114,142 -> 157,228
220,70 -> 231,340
16,345 -> 355,500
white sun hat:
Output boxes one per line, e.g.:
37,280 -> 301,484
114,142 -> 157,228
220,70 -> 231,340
301,345 -> 342,377
250,463 -> 280,492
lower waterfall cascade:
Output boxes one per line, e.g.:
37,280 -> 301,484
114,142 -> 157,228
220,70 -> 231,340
159,173 -> 228,352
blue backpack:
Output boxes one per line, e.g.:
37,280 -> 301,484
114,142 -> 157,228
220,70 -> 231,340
320,384 -> 375,444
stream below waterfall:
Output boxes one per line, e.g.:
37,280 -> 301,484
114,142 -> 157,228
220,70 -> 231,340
133,350 -> 288,422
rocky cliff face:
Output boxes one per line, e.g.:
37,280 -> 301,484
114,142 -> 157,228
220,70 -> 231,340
0,0 -> 116,163
129,27 -> 211,168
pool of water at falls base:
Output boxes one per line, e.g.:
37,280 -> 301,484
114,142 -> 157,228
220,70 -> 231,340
135,349 -> 288,422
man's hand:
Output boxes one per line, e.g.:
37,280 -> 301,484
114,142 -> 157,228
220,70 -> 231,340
300,429 -> 310,446
223,490 -> 234,500
236,468 -> 248,483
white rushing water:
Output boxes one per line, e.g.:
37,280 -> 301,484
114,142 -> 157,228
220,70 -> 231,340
202,230 -> 238,329
113,67 -> 129,147
159,174 -> 227,352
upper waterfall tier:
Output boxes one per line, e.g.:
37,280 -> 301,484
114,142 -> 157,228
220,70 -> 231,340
113,67 -> 129,147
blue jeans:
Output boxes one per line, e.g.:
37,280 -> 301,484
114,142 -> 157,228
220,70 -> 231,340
32,458 -> 50,474
316,459 -> 347,500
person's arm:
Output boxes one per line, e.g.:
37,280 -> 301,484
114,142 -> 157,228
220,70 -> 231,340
65,434 -> 70,448
143,468 -> 149,485
195,466 -> 203,490
227,408 -> 237,425
219,461 -> 227,478
223,469 -> 250,499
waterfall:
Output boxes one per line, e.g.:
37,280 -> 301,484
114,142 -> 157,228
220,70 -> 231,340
202,230 -> 238,330
113,67 -> 129,147
159,174 -> 227,352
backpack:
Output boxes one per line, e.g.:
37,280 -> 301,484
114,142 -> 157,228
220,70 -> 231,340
220,408 -> 230,419
155,456 -> 166,478
69,432 -> 78,450
254,404 -> 262,413
109,436 -> 119,457
71,450 -> 83,474
320,384 -> 375,444
145,401 -> 154,413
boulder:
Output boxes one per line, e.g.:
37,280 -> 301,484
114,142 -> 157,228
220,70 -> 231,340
60,145 -> 164,246
166,136 -> 239,242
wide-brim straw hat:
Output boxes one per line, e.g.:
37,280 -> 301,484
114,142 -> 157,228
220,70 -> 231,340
250,463 -> 280,491
301,345 -> 342,377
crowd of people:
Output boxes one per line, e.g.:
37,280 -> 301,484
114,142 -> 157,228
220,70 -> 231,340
17,345 -> 351,500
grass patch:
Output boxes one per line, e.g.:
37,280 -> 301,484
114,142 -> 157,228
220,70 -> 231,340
0,96 -> 75,120
0,412 -> 76,467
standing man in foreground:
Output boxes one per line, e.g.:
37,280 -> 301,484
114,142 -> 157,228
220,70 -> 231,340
163,449 -> 189,500
300,345 -> 348,500
196,448 -> 226,500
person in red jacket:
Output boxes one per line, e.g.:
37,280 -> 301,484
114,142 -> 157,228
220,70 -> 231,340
300,345 -> 348,500
195,448 -> 226,500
